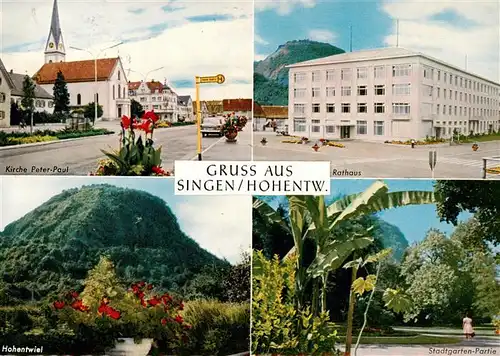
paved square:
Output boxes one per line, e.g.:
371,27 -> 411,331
254,131 -> 500,179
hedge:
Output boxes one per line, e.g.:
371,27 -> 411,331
0,129 -> 114,147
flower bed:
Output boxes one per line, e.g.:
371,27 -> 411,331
486,166 -> 500,175
327,141 -> 345,148
0,128 -> 114,147
92,111 -> 171,176
384,139 -> 446,145
281,139 -> 302,144
155,121 -> 171,128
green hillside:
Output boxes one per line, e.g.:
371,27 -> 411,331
254,39 -> 345,105
374,220 -> 409,261
0,184 -> 227,303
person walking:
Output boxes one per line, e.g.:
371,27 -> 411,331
463,313 -> 474,339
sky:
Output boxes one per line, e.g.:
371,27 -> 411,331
0,176 -> 251,264
0,0 -> 253,100
262,179 -> 472,245
255,0 -> 500,82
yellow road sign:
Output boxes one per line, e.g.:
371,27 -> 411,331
198,74 -> 225,84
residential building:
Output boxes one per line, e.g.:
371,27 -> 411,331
287,47 -> 500,141
8,70 -> 53,113
178,95 -> 194,122
223,98 -> 253,118
0,59 -> 14,128
33,0 -> 131,120
254,103 -> 288,131
128,80 -> 179,122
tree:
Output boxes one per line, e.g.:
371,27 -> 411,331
434,180 -> 500,245
53,70 -> 70,114
21,75 -> 35,132
83,102 -> 103,124
9,100 -> 23,125
131,99 -> 144,118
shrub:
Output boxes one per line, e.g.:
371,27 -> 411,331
171,121 -> 195,127
7,135 -> 57,145
179,300 -> 250,355
252,251 -> 339,355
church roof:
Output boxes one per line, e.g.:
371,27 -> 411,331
9,72 -> 53,99
34,58 -> 119,84
46,0 -> 63,49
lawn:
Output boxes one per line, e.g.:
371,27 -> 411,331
459,132 -> 500,142
356,335 -> 461,345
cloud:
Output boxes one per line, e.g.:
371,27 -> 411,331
255,0 -> 316,15
0,0 -> 253,100
381,0 -> 500,81
0,177 -> 251,264
172,196 -> 252,264
308,29 -> 336,43
255,53 -> 269,61
255,34 -> 269,45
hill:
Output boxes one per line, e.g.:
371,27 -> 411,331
0,184 -> 227,303
254,40 -> 345,105
373,220 -> 409,262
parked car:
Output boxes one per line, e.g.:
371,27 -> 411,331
201,116 -> 224,137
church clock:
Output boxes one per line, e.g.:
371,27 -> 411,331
59,44 -> 64,50
49,42 -> 54,48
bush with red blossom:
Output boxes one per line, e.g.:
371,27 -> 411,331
91,111 -> 172,176
51,257 -> 189,346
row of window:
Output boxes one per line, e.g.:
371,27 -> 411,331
293,118 -> 386,135
137,96 -> 175,103
294,64 -> 499,97
436,120 -> 499,127
294,64 -> 413,83
422,65 -> 498,96
435,104 -> 498,118
294,84 -> 498,107
294,102 -> 407,115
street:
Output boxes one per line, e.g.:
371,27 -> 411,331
0,122 -> 252,175
254,131 -> 500,179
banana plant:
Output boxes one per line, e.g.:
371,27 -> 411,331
253,180 -> 437,315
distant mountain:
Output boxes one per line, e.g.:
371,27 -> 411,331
0,185 -> 227,302
373,221 -> 409,262
254,40 -> 345,105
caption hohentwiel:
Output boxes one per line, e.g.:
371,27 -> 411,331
175,161 -> 330,195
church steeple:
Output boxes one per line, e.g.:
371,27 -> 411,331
44,0 -> 65,63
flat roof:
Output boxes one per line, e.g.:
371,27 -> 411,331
287,47 -> 500,87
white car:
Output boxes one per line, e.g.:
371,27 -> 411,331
201,116 -> 224,137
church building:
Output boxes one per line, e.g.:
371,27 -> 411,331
33,0 -> 130,120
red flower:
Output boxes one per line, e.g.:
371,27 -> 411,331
161,294 -> 172,305
53,301 -> 65,309
146,284 -> 153,290
141,298 -> 147,307
106,307 -> 121,320
70,291 -> 79,298
152,166 -> 166,175
161,318 -> 167,326
137,291 -> 145,299
98,301 -> 108,314
121,115 -> 131,129
178,302 -> 184,311
143,111 -> 159,123
148,296 -> 161,307
138,281 -> 145,287
174,315 -> 184,324
184,324 -> 192,330
70,299 -> 89,312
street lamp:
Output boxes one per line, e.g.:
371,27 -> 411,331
70,42 -> 123,125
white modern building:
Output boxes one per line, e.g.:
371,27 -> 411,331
128,80 -> 184,122
287,48 -> 500,141
33,0 -> 131,120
